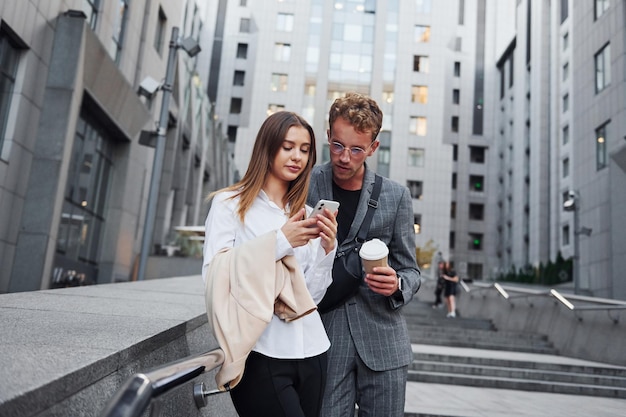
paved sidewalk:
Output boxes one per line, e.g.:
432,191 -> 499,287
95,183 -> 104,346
404,344 -> 626,417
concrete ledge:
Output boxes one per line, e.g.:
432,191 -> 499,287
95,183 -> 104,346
0,276 -> 235,417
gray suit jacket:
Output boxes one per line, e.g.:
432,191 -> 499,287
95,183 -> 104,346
308,163 -> 421,371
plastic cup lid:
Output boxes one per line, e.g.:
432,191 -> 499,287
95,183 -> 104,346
359,238 -> 389,260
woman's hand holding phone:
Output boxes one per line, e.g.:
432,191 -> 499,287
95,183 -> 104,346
309,200 -> 339,254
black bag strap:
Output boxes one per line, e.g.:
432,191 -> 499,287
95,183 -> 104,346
355,174 -> 382,243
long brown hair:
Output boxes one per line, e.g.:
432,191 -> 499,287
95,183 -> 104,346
210,111 -> 317,222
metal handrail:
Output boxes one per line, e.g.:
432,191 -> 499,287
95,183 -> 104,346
467,281 -> 626,323
99,348 -> 225,417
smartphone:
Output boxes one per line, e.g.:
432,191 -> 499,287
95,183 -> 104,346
308,199 -> 340,219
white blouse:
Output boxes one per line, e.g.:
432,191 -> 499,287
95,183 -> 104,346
202,189 -> 334,359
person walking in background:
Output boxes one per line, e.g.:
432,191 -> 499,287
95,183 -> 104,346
203,111 -> 338,417
432,260 -> 445,309
442,260 -> 459,318
307,92 -> 421,417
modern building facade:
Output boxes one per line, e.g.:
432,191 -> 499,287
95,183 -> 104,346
206,0 -> 515,280
495,0 -> 626,299
206,0 -> 626,300
3,0 -> 624,300
0,0 -> 230,293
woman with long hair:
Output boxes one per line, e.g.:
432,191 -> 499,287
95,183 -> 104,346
203,111 -> 337,417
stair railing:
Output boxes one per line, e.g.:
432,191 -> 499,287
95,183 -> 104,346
99,348 -> 226,417
467,282 -> 626,324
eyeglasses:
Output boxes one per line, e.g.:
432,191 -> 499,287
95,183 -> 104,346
329,141 -> 375,157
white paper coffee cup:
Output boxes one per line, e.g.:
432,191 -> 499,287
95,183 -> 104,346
359,238 -> 389,274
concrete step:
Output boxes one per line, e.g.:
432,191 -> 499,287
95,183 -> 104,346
403,300 -> 559,355
403,379 -> 626,417
412,352 -> 626,378
407,369 -> 626,399
407,323 -> 549,342
404,315 -> 496,331
409,330 -> 558,354
401,297 -> 626,404
409,345 -> 626,399
412,339 -> 558,355
411,360 -> 626,389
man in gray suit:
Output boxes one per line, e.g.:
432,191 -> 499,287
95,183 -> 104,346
308,92 -> 421,417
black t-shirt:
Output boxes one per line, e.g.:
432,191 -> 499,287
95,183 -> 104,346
332,181 -> 361,244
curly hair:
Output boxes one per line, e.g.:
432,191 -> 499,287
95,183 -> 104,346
328,92 -> 383,142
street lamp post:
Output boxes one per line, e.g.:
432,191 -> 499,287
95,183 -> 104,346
136,27 -> 200,281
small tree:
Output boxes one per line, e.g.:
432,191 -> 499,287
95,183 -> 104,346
415,239 -> 438,270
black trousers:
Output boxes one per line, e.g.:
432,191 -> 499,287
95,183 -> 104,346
434,277 -> 444,304
230,351 -> 328,417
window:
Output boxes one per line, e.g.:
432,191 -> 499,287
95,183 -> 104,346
509,54 -> 514,87
154,7 -> 167,55
452,89 -> 460,104
451,173 -> 457,189
274,43 -> 291,62
562,33 -> 569,51
452,144 -> 458,161
594,0 -> 609,20
450,201 -> 456,219
454,37 -> 462,52
562,157 -> 569,178
240,0 -> 247,6
240,18 -> 251,33
595,43 -> 611,93
411,85 -> 428,104
560,0 -> 568,23
451,116 -> 459,133
454,61 -> 461,77
382,91 -> 394,104
469,175 -> 484,191
409,117 -> 427,136
469,146 -> 486,163
458,0 -> 465,24
562,93 -> 569,112
416,0 -> 432,13
469,203 -> 484,220
230,97 -> 242,114
276,13 -> 294,32
407,180 -> 423,200
562,224 -> 570,246
0,29 -> 21,154
596,121 -> 608,170
54,111 -> 113,285
414,214 -> 421,234
469,233 -> 483,250
236,43 -> 248,59
377,146 -> 390,165
414,25 -> 430,43
449,231 -> 455,249
562,62 -> 569,81
227,125 -> 237,142
267,103 -> 285,116
111,0 -> 129,64
233,70 -> 245,86
270,73 -> 288,92
82,0 -> 100,30
408,148 -> 425,167
413,55 -> 429,73
562,125 -> 569,145
467,263 -> 482,280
